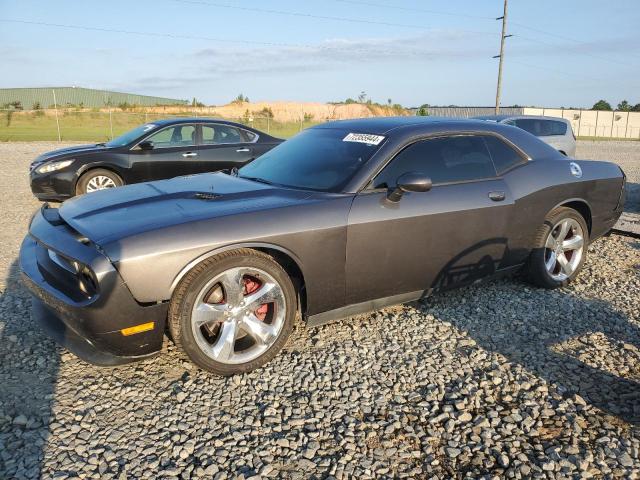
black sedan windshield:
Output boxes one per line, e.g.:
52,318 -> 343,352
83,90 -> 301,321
238,128 -> 384,192
106,123 -> 158,148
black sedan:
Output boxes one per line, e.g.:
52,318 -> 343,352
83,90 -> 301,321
20,117 -> 625,375
29,118 -> 283,201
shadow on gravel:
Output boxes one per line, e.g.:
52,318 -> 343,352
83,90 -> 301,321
428,243 -> 640,425
0,260 -> 59,478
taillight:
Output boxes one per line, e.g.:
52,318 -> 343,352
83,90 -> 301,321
616,167 -> 626,211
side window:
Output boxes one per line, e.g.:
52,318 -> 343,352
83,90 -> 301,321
146,125 -> 196,148
202,125 -> 244,145
483,135 -> 526,174
550,120 -> 567,136
514,119 -> 566,137
374,135 -> 497,188
243,130 -> 258,142
514,119 -> 542,136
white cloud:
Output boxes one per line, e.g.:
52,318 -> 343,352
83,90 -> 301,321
124,30 -> 493,91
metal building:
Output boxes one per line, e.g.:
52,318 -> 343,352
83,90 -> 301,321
410,106 -> 525,117
0,87 -> 188,109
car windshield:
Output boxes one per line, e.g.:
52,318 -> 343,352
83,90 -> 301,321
106,123 -> 158,147
238,128 -> 385,192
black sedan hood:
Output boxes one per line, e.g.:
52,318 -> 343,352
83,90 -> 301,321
32,143 -> 108,166
58,173 -> 315,245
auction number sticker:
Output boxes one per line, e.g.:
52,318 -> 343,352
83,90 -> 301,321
343,133 -> 385,145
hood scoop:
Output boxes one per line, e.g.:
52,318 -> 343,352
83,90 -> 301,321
193,192 -> 221,201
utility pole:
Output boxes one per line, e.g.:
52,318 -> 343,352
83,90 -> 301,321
493,0 -> 512,114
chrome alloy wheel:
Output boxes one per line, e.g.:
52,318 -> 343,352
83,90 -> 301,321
190,267 -> 286,364
86,175 -> 117,192
544,218 -> 585,282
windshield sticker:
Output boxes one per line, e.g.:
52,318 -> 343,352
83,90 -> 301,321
142,124 -> 156,132
343,133 -> 385,145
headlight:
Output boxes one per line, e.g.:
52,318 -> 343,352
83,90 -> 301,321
36,159 -> 73,174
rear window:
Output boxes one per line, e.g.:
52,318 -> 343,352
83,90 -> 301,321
514,119 -> 567,137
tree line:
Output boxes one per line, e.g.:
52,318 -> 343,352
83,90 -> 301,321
592,99 -> 640,112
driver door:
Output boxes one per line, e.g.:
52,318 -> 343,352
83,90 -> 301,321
345,134 -> 515,305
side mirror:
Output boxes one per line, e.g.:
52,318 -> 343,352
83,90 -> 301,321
387,172 -> 432,202
138,140 -> 154,151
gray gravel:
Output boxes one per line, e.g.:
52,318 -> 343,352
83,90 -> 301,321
0,141 -> 639,479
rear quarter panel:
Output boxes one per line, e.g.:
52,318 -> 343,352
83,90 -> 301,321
503,158 -> 623,264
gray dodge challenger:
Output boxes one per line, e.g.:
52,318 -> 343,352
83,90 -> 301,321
20,117 -> 626,375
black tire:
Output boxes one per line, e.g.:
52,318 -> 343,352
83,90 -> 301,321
76,168 -> 123,195
526,206 -> 589,289
168,249 -> 296,375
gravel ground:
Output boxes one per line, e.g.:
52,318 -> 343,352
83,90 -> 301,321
0,141 -> 639,479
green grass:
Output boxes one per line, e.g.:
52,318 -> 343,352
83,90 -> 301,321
576,136 -> 639,142
3,111 -> 638,143
0,111 -> 321,141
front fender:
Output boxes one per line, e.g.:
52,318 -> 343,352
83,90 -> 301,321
168,241 -> 306,294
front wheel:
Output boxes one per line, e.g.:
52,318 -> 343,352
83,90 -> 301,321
76,168 -> 123,195
168,249 -> 296,375
526,207 -> 589,288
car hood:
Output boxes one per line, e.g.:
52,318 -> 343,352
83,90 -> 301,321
58,173 -> 316,245
32,144 -> 108,166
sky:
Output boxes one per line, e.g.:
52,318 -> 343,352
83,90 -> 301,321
0,0 -> 639,108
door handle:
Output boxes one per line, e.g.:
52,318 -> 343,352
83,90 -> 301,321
182,152 -> 197,158
236,148 -> 251,153
488,191 -> 506,202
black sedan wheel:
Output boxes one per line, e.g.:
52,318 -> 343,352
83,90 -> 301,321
76,169 -> 123,195
527,207 -> 589,288
168,249 -> 296,375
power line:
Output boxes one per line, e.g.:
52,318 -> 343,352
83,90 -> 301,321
0,18 -> 489,58
326,0 -> 640,66
170,0 -> 496,36
511,21 -> 640,59
509,34 -> 633,68
0,18 -> 307,48
329,0 -> 493,20
508,60 -> 608,84
0,18 -> 628,87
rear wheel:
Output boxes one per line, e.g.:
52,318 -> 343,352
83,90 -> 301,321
76,168 -> 123,195
168,249 -> 296,375
526,207 -> 588,288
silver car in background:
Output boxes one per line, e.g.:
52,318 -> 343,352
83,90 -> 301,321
474,115 -> 576,157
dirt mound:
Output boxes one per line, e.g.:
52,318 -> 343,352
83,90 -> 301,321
150,101 -> 409,122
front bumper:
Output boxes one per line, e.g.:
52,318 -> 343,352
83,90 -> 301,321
20,206 -> 168,366
30,168 -> 76,201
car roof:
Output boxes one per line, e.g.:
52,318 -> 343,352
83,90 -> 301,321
151,117 -> 250,127
473,114 -> 571,124
472,114 -> 513,122
312,116 -> 496,135
148,117 -> 275,137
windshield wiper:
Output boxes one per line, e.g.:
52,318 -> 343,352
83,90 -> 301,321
96,142 -> 107,147
238,175 -> 275,186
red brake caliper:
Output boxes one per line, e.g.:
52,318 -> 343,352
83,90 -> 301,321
243,277 -> 268,321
